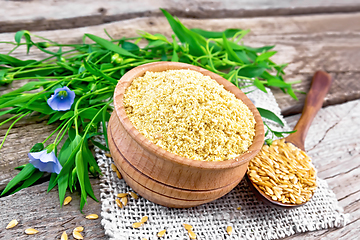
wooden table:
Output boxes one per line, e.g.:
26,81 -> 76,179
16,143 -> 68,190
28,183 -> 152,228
1,1 -> 360,239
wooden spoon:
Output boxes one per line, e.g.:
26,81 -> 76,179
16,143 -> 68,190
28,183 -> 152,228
247,70 -> 332,209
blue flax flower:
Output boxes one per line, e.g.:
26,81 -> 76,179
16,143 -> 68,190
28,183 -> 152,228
47,86 -> 75,111
28,150 -> 62,174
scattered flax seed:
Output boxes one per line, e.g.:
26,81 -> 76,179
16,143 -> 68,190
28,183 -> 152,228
123,69 -> 255,162
73,226 -> 84,232
85,214 -> 99,220
61,231 -> 68,240
116,198 -> 123,208
129,191 -> 139,199
117,193 -> 128,198
121,196 -> 128,206
63,196 -> 72,206
236,206 -> 242,210
132,222 -> 143,229
157,229 -> 166,237
188,230 -> 197,239
6,219 -> 18,229
73,230 -> 84,239
105,153 -> 112,158
248,139 -> 317,205
111,163 -> 117,172
25,228 -> 39,235
183,223 -> 193,231
226,226 -> 233,235
140,216 -> 148,223
116,170 -> 122,179
141,238 -> 147,240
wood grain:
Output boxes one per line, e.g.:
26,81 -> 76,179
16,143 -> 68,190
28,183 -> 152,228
0,179 -> 104,239
0,12 -> 360,239
1,0 -> 360,33
0,13 -> 359,115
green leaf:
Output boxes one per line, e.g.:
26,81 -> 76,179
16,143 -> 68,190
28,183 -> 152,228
190,28 -> 242,39
81,146 -> 98,201
82,142 -> 102,174
122,41 -> 140,52
14,30 -> 32,53
0,94 -> 33,109
83,60 -> 118,85
30,143 -> 44,152
253,78 -> 267,93
75,149 -> 87,211
89,92 -> 113,105
237,66 -> 267,78
235,50 -> 251,64
1,81 -> 48,98
0,54 -> 37,67
47,173 -> 57,192
60,111 -> 74,120
266,77 -> 291,88
58,173 -> 69,207
102,103 -> 110,148
171,35 -> 179,62
257,107 -> 284,126
222,33 -> 244,64
161,9 -> 206,56
287,87 -> 298,100
256,51 -> 277,62
85,34 -> 139,58
48,111 -> 64,125
1,164 -> 36,196
11,170 -> 44,195
79,107 -> 107,122
90,139 -> 110,152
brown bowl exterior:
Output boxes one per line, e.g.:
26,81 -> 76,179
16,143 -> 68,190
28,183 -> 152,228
109,62 -> 264,208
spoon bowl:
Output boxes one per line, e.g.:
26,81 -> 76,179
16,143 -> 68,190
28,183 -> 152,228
247,70 -> 332,208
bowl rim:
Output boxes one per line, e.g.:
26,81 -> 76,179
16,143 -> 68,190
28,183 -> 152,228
113,62 -> 264,170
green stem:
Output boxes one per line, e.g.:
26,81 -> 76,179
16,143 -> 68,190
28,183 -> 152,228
0,112 -> 22,127
42,120 -> 68,144
0,111 -> 31,150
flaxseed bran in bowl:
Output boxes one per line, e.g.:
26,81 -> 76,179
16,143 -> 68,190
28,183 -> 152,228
108,62 -> 264,208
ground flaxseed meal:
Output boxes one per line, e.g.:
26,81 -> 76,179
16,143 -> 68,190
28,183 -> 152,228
123,69 -> 255,161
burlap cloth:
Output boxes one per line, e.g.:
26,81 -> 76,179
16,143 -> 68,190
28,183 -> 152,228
96,87 -> 348,240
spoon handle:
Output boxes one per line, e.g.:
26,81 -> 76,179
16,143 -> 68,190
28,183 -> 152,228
285,71 -> 332,151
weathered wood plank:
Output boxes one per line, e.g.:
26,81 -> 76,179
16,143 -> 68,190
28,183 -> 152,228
1,13 -> 360,239
282,99 -> 360,240
1,0 -> 360,33
0,179 -> 105,239
0,13 -> 359,117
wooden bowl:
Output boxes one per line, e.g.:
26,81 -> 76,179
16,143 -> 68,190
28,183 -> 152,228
108,62 -> 264,208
